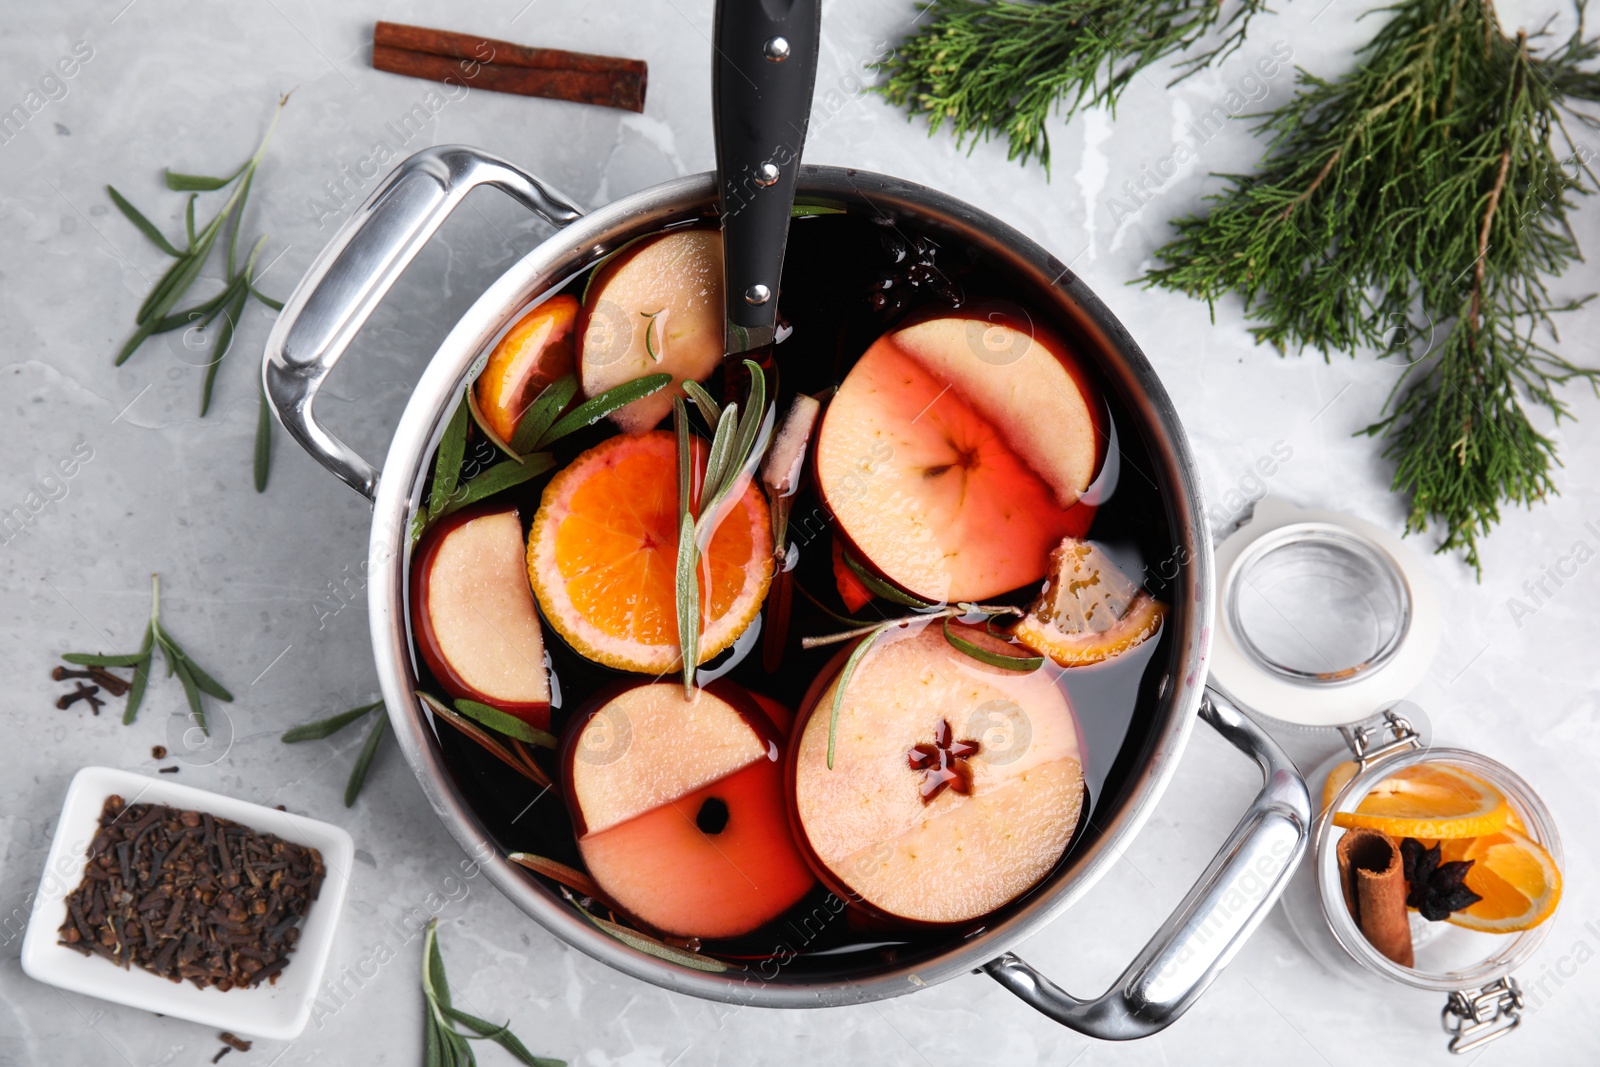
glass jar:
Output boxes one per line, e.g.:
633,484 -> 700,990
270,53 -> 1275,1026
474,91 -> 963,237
1212,501 -> 1564,1054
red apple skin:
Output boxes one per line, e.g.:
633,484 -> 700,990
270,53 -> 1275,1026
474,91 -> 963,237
813,309 -> 1104,603
892,302 -> 1107,487
558,679 -> 814,939
410,505 -> 551,731
558,679 -> 782,838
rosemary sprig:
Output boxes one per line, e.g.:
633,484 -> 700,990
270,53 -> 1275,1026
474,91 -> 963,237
877,0 -> 1268,170
280,699 -> 388,806
63,573 -> 232,733
109,95 -> 289,492
673,362 -> 773,696
417,691 -> 552,788
1143,0 -> 1600,572
422,918 -> 565,1067
415,373 -> 672,542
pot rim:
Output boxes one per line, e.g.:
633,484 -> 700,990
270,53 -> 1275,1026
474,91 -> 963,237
366,164 -> 1215,1008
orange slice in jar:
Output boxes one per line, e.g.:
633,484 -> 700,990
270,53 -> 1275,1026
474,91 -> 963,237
526,430 -> 772,673
1437,828 -> 1562,933
1329,762 -> 1511,839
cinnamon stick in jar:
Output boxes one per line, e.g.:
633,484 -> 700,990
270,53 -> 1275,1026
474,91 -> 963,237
1337,828 -> 1414,967
371,22 -> 647,112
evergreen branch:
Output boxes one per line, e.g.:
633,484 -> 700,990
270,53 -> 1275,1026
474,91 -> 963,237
877,0 -> 1269,170
1144,0 -> 1600,572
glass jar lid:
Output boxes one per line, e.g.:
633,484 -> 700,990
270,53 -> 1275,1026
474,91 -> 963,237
1210,499 -> 1440,728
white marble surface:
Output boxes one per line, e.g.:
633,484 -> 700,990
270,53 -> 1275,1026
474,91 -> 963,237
3,1 -> 1598,1064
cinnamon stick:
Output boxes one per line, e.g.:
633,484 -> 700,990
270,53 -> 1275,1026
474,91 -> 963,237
1337,828 -> 1414,967
371,22 -> 646,112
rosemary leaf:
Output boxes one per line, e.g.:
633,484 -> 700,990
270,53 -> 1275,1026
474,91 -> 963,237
728,361 -> 768,487
673,397 -> 693,518
250,285 -> 284,311
62,650 -> 148,667
165,161 -> 248,191
452,698 -> 557,747
254,387 -> 272,492
171,655 -> 207,735
281,699 -> 383,742
675,512 -> 700,696
428,397 -> 471,514
123,647 -> 153,725
941,615 -> 1043,671
443,1007 -> 564,1067
151,282 -> 240,334
345,712 -> 388,806
574,903 -> 731,973
422,917 -> 564,1065
184,193 -> 196,248
106,185 -> 183,257
507,853 -> 605,901
701,402 -> 738,504
166,644 -> 233,701
827,624 -> 890,770
433,454 -> 556,521
510,372 -> 579,454
199,282 -> 249,417
680,379 -> 721,430
536,372 -> 672,449
843,549 -> 937,609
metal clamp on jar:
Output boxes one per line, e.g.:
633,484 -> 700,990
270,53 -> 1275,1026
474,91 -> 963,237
1211,499 -> 1563,1055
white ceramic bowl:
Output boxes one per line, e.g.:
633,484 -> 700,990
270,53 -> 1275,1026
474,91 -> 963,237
20,766 -> 353,1040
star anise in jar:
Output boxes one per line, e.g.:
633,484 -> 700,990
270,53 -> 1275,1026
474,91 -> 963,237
1401,837 -> 1483,921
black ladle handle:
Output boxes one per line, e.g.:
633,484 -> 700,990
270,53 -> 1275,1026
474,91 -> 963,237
712,0 -> 821,354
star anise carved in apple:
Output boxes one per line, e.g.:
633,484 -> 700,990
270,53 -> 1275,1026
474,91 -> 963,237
907,718 -> 981,803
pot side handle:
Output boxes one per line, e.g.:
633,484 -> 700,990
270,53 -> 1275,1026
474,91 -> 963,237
986,688 -> 1310,1040
262,146 -> 584,500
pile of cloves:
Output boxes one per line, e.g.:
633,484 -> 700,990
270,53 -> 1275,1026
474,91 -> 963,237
52,664 -> 131,716
58,795 -> 326,991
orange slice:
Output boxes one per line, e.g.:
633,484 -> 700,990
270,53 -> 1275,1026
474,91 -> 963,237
1011,539 -> 1165,667
527,430 -> 772,673
1320,761 -> 1526,833
474,295 -> 579,443
1437,828 -> 1561,933
1330,762 -> 1511,839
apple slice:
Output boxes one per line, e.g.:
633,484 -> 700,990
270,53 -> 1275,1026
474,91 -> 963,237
411,506 -> 551,729
474,295 -> 579,445
579,229 -> 725,434
790,620 -> 1084,925
564,682 -> 814,939
815,314 -> 1099,602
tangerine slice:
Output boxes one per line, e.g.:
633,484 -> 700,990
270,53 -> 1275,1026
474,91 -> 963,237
474,295 -> 579,443
527,430 -> 773,673
1438,828 -> 1561,932
1330,763 -> 1511,839
1012,539 -> 1165,667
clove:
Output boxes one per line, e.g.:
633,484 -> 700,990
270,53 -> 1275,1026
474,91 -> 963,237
56,682 -> 104,714
54,664 -> 132,697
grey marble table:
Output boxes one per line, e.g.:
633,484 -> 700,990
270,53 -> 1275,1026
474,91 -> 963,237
3,1 -> 1597,1064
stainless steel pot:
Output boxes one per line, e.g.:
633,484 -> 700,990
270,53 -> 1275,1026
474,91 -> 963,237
263,146 -> 1311,1040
